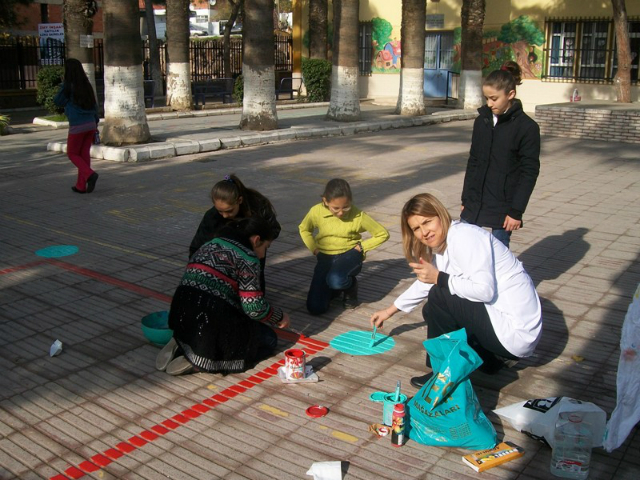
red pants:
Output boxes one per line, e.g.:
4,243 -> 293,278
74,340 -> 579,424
67,129 -> 95,191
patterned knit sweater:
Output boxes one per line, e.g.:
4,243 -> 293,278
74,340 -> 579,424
182,237 -> 283,327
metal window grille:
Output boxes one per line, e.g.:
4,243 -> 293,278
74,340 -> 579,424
544,17 -> 639,84
359,22 -> 372,76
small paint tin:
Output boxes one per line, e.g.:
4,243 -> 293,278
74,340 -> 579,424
284,348 -> 306,380
370,392 -> 408,426
306,405 -> 329,418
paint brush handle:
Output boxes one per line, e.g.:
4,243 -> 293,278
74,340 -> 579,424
394,380 -> 401,402
369,325 -> 377,347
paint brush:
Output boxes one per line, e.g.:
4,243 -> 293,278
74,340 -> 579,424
369,325 -> 377,347
394,380 -> 401,402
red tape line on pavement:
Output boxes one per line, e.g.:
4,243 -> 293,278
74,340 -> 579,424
27,259 -> 330,480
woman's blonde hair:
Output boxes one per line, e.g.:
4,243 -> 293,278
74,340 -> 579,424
400,193 -> 452,263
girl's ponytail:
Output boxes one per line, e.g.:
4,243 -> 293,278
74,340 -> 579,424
483,60 -> 522,93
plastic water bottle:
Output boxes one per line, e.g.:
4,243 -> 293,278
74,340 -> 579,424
391,403 -> 405,447
550,412 -> 592,479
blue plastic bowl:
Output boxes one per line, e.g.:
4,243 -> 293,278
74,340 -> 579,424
141,311 -> 173,346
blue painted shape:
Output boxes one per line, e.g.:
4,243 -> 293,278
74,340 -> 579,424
35,245 -> 79,258
330,330 -> 395,356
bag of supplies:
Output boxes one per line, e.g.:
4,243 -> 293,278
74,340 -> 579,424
407,328 -> 497,449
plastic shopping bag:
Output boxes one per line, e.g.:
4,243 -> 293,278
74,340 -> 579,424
494,396 -> 606,448
407,328 -> 497,449
603,283 -> 640,452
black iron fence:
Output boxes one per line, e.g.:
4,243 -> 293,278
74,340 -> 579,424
0,34 -> 293,91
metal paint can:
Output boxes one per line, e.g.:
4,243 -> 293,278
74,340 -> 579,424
383,393 -> 407,426
284,348 -> 306,380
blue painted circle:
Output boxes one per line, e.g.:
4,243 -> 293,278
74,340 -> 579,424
330,330 -> 395,356
35,245 -> 79,258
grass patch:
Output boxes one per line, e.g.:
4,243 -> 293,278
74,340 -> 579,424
43,114 -> 67,122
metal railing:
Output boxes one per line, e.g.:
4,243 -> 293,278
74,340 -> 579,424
0,34 -> 293,91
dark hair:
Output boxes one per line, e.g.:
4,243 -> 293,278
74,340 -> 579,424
400,193 -> 452,263
211,173 -> 275,218
216,216 -> 277,244
483,60 -> 522,94
322,178 -> 352,202
63,58 -> 97,110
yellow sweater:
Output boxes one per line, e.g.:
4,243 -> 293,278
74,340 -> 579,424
299,203 -> 389,255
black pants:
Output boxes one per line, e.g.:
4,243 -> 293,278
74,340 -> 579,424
422,284 -> 518,371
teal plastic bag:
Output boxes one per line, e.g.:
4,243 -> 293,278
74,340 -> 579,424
407,328 -> 497,449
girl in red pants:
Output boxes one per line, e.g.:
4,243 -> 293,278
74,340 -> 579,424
54,58 -> 100,194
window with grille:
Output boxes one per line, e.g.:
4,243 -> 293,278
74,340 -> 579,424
359,22 -> 372,76
545,18 -> 639,83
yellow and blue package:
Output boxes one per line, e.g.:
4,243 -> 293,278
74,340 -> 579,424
407,328 -> 497,449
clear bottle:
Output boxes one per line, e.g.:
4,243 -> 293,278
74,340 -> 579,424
550,412 -> 592,479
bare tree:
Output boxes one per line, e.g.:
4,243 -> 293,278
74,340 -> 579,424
166,0 -> 192,110
102,0 -> 150,145
63,0 -> 98,100
327,0 -> 360,122
396,0 -> 426,116
144,0 -> 163,102
309,0 -> 327,59
460,0 -> 485,109
240,0 -> 278,130
612,0 -> 632,102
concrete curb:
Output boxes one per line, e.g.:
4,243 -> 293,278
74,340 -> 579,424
46,110 -> 477,163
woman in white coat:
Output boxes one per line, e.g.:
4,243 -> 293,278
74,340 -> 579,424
370,193 -> 542,387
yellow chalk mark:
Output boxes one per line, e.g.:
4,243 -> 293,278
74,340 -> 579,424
259,404 -> 289,418
328,429 -> 359,443
319,425 -> 328,430
206,384 -> 217,390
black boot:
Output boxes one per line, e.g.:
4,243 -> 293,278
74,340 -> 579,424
343,277 -> 359,309
410,372 -> 433,388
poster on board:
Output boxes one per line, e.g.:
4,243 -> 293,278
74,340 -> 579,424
39,23 -> 65,65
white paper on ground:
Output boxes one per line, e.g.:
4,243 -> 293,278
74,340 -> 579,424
306,461 -> 342,480
49,339 -> 63,357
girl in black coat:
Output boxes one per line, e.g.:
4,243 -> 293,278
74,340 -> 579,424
189,174 -> 280,289
461,61 -> 540,248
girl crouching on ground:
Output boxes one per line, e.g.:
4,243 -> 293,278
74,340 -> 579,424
299,178 -> 389,315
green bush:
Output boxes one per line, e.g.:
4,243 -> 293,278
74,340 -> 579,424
36,66 -> 64,115
233,74 -> 243,104
0,114 -> 9,135
301,57 -> 331,102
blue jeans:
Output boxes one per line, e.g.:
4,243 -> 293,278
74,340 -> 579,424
306,247 -> 363,315
491,228 -> 512,249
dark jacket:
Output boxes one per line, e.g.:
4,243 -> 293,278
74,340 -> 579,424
189,191 -> 281,257
461,99 -> 540,229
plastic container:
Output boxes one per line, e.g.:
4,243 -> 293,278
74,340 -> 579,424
550,412 -> 592,479
141,311 -> 173,346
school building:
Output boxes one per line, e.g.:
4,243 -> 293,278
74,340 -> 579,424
293,0 -> 640,111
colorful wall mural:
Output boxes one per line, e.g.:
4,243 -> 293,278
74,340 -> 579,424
372,17 -> 401,73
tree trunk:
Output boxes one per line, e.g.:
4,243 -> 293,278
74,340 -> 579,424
309,0 -> 327,60
144,0 -> 163,100
63,0 -> 97,101
460,0 -> 485,109
240,0 -> 277,130
612,0 -> 631,103
396,0 -> 426,116
166,0 -> 192,110
223,0 -> 242,78
102,0 -> 150,145
327,0 -> 360,122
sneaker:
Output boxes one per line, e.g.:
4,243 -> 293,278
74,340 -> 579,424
166,356 -> 194,376
410,372 -> 433,388
155,337 -> 179,371
343,277 -> 359,309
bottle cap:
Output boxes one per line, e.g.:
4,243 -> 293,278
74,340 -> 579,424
306,405 -> 329,418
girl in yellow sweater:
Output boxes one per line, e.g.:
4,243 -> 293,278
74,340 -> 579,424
299,178 -> 389,315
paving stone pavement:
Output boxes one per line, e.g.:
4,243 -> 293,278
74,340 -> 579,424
0,104 -> 639,480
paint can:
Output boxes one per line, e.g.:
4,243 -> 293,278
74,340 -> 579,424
284,348 -> 306,380
382,393 -> 408,426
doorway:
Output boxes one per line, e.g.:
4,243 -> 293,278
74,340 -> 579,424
424,32 -> 455,98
